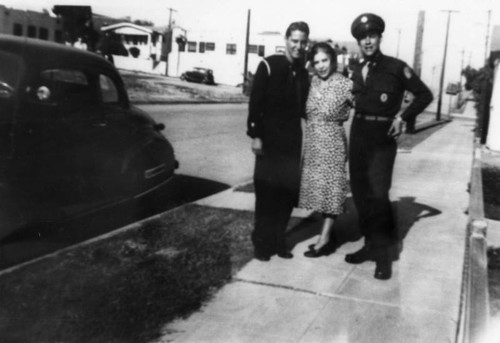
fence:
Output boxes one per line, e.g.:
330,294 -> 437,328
456,139 -> 490,343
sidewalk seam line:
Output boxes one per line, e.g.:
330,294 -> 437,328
233,277 -> 450,315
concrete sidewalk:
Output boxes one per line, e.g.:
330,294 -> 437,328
158,106 -> 477,342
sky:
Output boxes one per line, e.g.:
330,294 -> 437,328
3,0 -> 499,96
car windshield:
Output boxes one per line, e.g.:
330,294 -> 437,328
0,51 -> 21,95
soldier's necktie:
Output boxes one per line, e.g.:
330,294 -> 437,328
362,61 -> 371,81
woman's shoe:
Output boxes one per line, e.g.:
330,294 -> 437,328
304,242 -> 336,258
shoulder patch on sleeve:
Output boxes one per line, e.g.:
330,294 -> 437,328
404,66 -> 412,79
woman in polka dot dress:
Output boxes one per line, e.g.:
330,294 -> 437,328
298,42 -> 354,258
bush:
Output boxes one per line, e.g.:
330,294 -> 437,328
129,47 -> 140,58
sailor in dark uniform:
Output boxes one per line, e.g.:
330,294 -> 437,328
246,21 -> 310,261
346,13 -> 433,279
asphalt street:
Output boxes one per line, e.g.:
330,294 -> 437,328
140,103 -> 254,186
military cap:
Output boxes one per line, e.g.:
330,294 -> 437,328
351,13 -> 385,40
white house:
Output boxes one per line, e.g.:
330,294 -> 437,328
167,27 -> 291,86
100,22 -> 168,75
101,22 -> 163,60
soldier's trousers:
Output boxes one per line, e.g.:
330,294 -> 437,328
349,118 -> 398,248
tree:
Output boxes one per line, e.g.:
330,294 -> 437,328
462,65 -> 494,101
133,19 -> 155,27
52,5 -> 97,48
462,66 -> 480,92
96,31 -> 129,62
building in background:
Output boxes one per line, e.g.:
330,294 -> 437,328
0,4 -> 356,86
0,4 -> 62,42
100,22 -> 167,75
167,28 -> 289,85
491,25 -> 500,62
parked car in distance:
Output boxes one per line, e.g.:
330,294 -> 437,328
0,34 -> 178,240
180,67 -> 215,85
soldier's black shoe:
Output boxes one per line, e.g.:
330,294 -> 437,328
277,251 -> 293,259
345,246 -> 374,264
374,253 -> 392,280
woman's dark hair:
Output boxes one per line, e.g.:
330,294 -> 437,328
309,42 -> 338,72
285,21 -> 310,38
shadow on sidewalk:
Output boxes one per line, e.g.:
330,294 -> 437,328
286,196 -> 442,251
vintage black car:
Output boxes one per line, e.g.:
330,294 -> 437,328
180,67 -> 215,85
0,35 -> 178,240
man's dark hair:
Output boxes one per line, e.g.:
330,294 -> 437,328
285,21 -> 310,38
309,42 -> 338,71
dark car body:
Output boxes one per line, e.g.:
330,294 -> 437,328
180,67 -> 215,85
0,35 -> 177,240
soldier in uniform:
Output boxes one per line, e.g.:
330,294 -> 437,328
346,13 -> 433,279
247,21 -> 310,261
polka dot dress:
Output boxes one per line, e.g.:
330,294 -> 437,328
298,73 -> 354,215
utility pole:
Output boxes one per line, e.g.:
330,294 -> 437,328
412,11 -> 425,77
396,28 -> 401,58
484,10 -> 491,65
164,7 -> 177,76
167,7 -> 177,29
436,10 -> 459,121
243,9 -> 251,95
459,48 -> 465,86
457,48 -> 465,109
408,10 -> 425,133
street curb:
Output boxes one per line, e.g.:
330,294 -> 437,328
132,100 -> 249,105
0,181 -> 252,277
413,118 -> 451,133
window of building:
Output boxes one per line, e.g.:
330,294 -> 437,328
206,42 -> 215,51
199,42 -> 205,53
13,23 -> 23,36
27,25 -> 36,38
258,45 -> 265,57
187,41 -> 197,53
55,30 -> 63,43
27,25 -> 38,38
123,34 -> 148,45
39,27 -> 49,40
226,43 -> 237,55
248,44 -> 265,57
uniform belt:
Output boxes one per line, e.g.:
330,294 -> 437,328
355,114 -> 393,122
